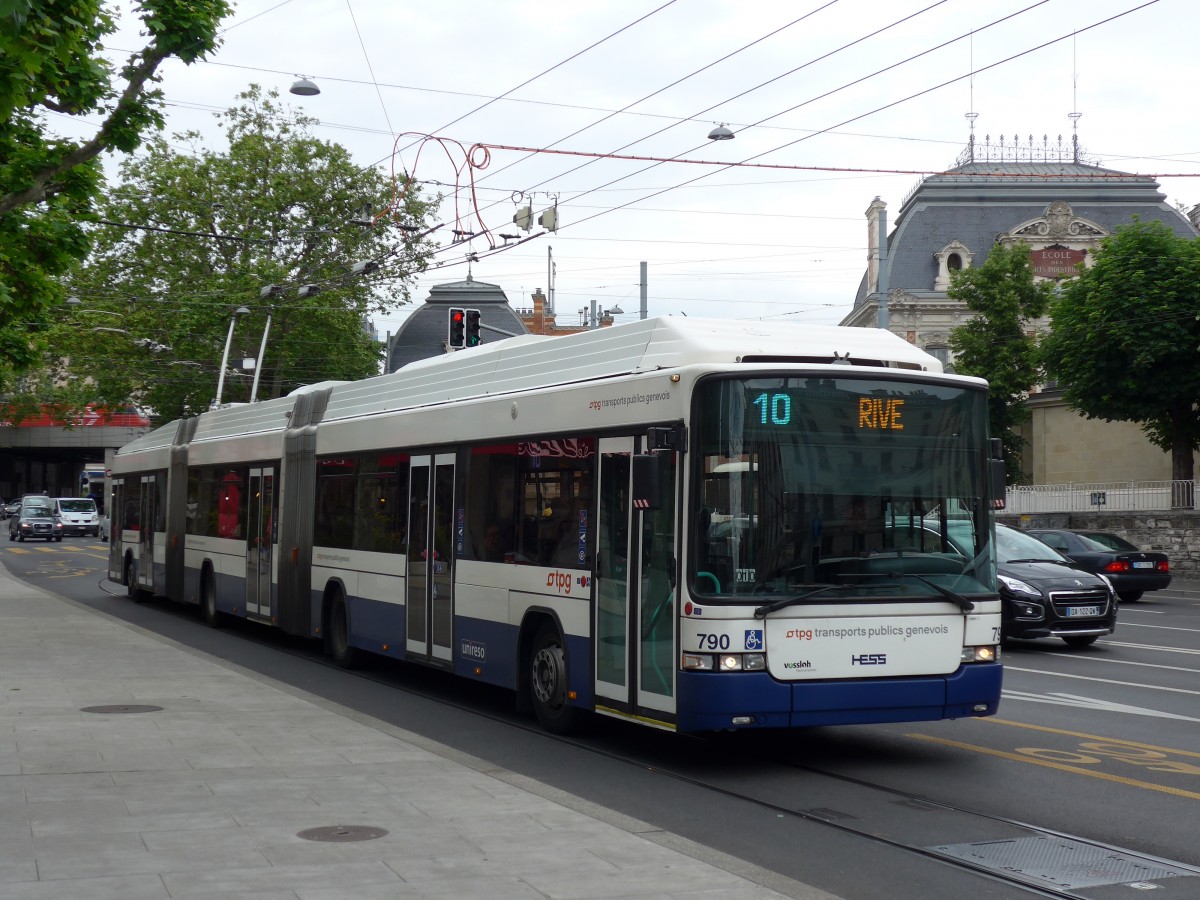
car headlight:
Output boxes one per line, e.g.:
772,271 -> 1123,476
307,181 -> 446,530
999,574 -> 1042,598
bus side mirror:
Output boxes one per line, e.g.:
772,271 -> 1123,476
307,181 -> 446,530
990,438 -> 1006,510
632,453 -> 663,510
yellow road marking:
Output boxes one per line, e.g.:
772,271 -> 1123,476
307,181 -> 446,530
908,733 -> 1200,801
982,717 -> 1200,759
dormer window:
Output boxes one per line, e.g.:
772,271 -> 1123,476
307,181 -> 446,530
934,241 -> 973,291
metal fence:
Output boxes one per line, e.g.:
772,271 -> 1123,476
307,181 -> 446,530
1004,481 -> 1198,513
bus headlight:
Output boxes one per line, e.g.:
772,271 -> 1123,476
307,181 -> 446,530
961,645 -> 999,663
683,653 -> 767,672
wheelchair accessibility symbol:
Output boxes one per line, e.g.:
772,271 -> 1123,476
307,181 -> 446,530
744,629 -> 763,651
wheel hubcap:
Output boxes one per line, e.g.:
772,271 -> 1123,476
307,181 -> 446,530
532,644 -> 564,706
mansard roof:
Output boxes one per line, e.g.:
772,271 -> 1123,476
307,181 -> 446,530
386,276 -> 528,372
852,156 -> 1197,310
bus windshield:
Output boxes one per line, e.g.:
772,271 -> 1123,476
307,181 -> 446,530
692,375 -> 996,600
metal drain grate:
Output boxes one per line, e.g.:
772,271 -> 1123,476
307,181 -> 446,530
80,705 -> 163,714
297,825 -> 389,843
931,835 -> 1193,890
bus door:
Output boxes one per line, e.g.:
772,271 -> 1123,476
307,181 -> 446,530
137,474 -> 156,593
245,466 -> 275,619
594,437 -> 677,719
406,453 -> 454,664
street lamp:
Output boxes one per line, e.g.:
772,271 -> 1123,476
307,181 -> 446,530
290,76 -> 320,96
212,306 -> 250,410
707,123 -> 735,141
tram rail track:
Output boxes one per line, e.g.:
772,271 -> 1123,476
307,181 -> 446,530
96,578 -> 1200,899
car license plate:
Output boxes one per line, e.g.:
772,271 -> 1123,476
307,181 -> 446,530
1132,561 -> 1154,569
1066,606 -> 1100,617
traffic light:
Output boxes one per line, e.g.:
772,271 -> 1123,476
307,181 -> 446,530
448,307 -> 465,348
465,309 -> 481,347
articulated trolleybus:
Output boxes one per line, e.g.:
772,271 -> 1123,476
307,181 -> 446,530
109,317 -> 1004,733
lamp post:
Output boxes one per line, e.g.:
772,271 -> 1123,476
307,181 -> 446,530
212,306 -> 250,410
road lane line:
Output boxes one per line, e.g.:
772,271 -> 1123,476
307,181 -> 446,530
1104,640 -> 1200,654
1003,665 -> 1200,695
1007,656 -> 1200,675
906,734 -> 1200,800
981,718 -> 1200,756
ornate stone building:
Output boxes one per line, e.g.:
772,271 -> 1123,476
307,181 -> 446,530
840,135 -> 1198,483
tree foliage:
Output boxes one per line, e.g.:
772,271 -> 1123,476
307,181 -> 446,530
0,0 -> 231,391
947,241 -> 1055,482
41,86 -> 435,423
1041,218 -> 1200,482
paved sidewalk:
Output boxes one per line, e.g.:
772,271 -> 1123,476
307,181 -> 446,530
0,560 -> 839,900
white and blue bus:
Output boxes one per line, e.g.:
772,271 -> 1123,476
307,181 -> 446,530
108,317 -> 1004,733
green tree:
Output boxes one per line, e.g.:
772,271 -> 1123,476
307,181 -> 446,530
947,241 -> 1055,482
0,0 -> 232,393
1041,218 -> 1200,485
46,85 -> 435,422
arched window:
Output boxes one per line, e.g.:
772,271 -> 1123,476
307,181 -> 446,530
934,241 -> 973,290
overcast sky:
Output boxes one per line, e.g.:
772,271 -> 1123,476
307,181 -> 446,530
78,0 -> 1199,338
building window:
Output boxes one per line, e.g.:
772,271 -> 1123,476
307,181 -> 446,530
934,241 -> 973,291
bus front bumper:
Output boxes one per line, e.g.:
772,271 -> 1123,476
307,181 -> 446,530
675,663 -> 1002,732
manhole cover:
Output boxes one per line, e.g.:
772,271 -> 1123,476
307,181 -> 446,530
297,825 -> 388,843
931,836 -> 1194,890
80,705 -> 163,714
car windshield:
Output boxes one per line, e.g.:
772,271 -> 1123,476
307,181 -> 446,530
692,375 -> 998,600
1079,531 -> 1138,552
24,504 -> 54,517
996,526 -> 1070,564
57,499 -> 95,512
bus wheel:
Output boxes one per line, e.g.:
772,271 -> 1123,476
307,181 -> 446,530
124,558 -> 145,602
329,593 -> 359,669
529,621 -> 578,734
201,572 -> 223,628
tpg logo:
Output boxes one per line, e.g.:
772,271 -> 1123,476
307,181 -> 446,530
851,653 -> 887,665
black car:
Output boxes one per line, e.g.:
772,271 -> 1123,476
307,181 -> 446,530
8,497 -> 64,542
995,524 -> 1116,648
1026,528 -> 1170,602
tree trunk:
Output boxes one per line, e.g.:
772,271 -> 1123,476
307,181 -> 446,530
1171,437 -> 1195,509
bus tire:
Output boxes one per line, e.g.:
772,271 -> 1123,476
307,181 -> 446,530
529,621 -> 579,734
329,592 -> 359,669
124,557 -> 146,602
201,569 -> 224,628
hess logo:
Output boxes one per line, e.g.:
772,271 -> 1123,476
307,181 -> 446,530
851,653 -> 887,665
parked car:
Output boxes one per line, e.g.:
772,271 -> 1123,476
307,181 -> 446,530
53,497 -> 101,537
1025,528 -> 1170,602
995,524 -> 1116,648
3,499 -> 20,519
8,497 -> 64,542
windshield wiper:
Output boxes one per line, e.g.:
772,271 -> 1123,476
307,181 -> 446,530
1005,558 -> 1062,564
885,571 -> 974,611
754,584 -> 853,618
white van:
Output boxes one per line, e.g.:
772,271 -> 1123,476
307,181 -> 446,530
54,497 -> 100,537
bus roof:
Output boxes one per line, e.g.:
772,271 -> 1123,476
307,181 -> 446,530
115,317 -> 946,458
318,316 -> 942,425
